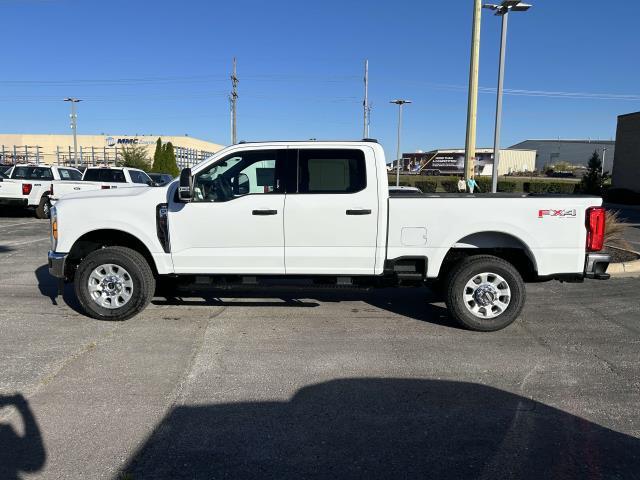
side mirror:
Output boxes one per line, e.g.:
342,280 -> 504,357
178,168 -> 193,202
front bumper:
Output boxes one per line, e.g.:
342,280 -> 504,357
584,253 -> 611,280
48,251 -> 68,279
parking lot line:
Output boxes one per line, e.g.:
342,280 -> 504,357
0,221 -> 39,229
1,236 -> 50,247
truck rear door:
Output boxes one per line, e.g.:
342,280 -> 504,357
283,147 -> 379,275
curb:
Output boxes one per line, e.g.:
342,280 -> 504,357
608,259 -> 640,277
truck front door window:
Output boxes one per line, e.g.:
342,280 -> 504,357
193,150 -> 283,202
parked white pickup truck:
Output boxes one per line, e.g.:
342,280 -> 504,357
47,141 -> 610,331
0,165 -> 153,218
0,164 -> 84,218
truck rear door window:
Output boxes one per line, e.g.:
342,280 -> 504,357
129,170 -> 151,184
84,169 -> 126,183
59,168 -> 83,181
11,166 -> 53,180
297,149 -> 366,193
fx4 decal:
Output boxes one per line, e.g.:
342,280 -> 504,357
538,209 -> 577,219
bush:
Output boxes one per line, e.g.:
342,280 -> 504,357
439,177 -> 460,193
414,180 -> 437,193
524,181 -> 577,194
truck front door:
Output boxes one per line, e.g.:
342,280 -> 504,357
283,147 -> 379,275
168,148 -> 286,274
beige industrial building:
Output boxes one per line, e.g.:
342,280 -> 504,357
0,134 -> 225,168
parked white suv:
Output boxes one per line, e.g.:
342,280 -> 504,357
48,141 -> 611,331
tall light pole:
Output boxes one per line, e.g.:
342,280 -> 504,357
390,99 -> 411,187
484,1 -> 532,192
363,59 -> 370,138
64,97 -> 82,166
464,0 -> 483,184
601,147 -> 607,176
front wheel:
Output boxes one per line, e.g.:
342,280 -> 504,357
444,255 -> 526,332
74,246 -> 155,321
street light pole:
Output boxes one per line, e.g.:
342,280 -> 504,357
484,1 -> 532,193
390,99 -> 411,187
464,0 -> 483,184
601,147 -> 607,177
64,97 -> 82,167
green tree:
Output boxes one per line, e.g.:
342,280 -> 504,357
151,137 -> 164,173
580,150 -> 609,195
118,144 -> 150,171
163,142 -> 180,176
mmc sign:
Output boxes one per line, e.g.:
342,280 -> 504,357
105,137 -> 156,147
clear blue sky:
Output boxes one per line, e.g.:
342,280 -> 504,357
1,0 -> 639,159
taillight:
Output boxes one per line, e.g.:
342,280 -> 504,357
50,183 -> 54,195
22,183 -> 32,195
586,206 -> 606,252
101,185 -> 111,190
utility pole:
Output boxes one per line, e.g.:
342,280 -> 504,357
229,57 -> 239,144
390,99 -> 412,187
64,97 -> 82,167
484,1 -> 532,193
464,0 -> 482,183
363,59 -> 370,138
601,147 -> 607,177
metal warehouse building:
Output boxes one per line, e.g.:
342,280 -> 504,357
611,111 -> 640,193
509,139 -> 615,172
399,148 -> 536,176
0,134 -> 224,168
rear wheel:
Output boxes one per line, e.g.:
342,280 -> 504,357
35,196 -> 51,219
444,255 -> 525,332
74,246 -> 155,321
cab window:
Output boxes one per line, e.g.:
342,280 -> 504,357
59,168 -> 82,181
296,149 -> 366,193
11,166 -> 54,180
193,150 -> 285,202
129,170 -> 152,185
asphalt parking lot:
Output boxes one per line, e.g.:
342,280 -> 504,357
1,211 -> 639,479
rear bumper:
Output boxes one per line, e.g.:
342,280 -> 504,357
0,197 -> 28,207
584,253 -> 611,280
48,251 -> 67,279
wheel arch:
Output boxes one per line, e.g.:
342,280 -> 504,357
66,229 -> 158,279
438,231 -> 538,280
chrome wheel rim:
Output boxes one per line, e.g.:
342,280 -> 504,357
88,263 -> 134,309
463,272 -> 511,319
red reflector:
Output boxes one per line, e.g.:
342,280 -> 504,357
22,183 -> 32,195
101,185 -> 111,189
586,206 -> 606,252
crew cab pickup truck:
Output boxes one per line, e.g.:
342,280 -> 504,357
0,164 -> 84,218
47,141 -> 611,331
52,166 -> 153,198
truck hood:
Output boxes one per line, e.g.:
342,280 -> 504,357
55,185 -> 169,206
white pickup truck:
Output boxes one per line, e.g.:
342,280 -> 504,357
0,165 -> 153,218
0,164 -> 84,218
47,141 -> 610,331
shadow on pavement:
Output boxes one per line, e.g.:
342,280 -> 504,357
0,207 -> 33,218
119,378 -> 640,480
152,287 -> 456,329
34,264 -> 82,313
0,394 -> 46,480
0,245 -> 14,253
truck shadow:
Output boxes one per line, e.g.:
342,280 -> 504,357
0,394 -> 47,480
152,287 -> 455,328
34,265 -> 82,313
118,378 -> 640,480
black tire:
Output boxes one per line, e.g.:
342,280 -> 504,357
444,255 -> 526,332
74,246 -> 155,321
35,196 -> 51,219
